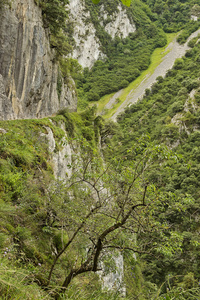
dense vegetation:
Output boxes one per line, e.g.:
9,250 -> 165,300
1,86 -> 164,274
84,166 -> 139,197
77,0 -> 167,106
0,112 -> 106,299
1,106 -> 199,299
144,0 -> 196,32
1,0 -> 200,299
0,111 -> 171,299
92,0 -> 132,5
77,0 -> 200,105
109,35 -> 200,297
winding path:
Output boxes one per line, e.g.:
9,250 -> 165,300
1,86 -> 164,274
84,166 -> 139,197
110,28 -> 200,121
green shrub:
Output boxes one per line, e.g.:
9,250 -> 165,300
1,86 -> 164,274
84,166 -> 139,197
87,91 -> 100,101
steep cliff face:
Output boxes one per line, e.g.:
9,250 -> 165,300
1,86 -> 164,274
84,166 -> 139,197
68,0 -> 136,69
0,0 -> 77,120
41,123 -> 73,180
99,4 -> 136,39
0,0 -> 136,120
67,0 -> 106,69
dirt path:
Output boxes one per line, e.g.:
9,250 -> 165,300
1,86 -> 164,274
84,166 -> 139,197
110,28 -> 200,121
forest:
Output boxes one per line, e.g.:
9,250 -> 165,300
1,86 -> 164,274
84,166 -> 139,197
77,0 -> 200,107
0,0 -> 200,299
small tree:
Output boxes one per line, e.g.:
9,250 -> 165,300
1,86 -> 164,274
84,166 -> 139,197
36,138 -> 178,298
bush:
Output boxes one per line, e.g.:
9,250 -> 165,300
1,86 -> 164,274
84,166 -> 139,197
173,58 -> 184,70
161,124 -> 179,140
87,91 -> 100,102
167,101 -> 184,116
120,79 -> 129,89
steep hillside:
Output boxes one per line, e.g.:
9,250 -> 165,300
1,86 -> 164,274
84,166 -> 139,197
67,0 -> 136,69
0,0 -> 77,120
0,109 -> 154,300
1,0 -> 200,300
1,0 -> 198,120
110,34 -> 200,297
110,28 -> 200,121
76,0 -> 167,106
0,110 -> 106,299
75,0 -> 200,108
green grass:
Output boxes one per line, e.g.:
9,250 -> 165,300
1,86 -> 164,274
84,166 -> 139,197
91,32 -> 178,119
0,258 -> 48,300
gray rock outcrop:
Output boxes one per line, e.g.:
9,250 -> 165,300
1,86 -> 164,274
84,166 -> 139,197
0,74 -> 13,119
0,0 -> 77,120
100,4 -> 136,39
67,0 -> 136,69
67,0 -> 106,69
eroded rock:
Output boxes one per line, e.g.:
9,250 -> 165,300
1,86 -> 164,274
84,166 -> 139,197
0,0 -> 77,120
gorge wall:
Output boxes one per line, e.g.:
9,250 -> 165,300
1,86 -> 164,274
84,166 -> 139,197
0,0 -> 136,120
67,0 -> 136,69
0,0 -> 77,120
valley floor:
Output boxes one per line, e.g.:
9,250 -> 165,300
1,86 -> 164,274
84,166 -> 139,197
96,28 -> 200,120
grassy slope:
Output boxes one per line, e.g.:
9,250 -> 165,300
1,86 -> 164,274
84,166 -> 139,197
90,32 -> 178,118
0,112 -> 103,300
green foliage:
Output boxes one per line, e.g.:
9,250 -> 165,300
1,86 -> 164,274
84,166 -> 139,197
177,20 -> 200,44
154,273 -> 200,300
144,0 -> 193,33
0,260 -> 48,299
110,30 -> 200,296
50,30 -> 72,58
0,111 -> 184,299
63,58 -> 82,80
57,71 -> 63,100
77,0 -> 167,103
2,1 -> 200,298
38,0 -> 68,35
0,111 -> 107,298
78,0 -> 197,107
35,0 -> 73,60
124,254 -> 145,299
87,91 -> 100,101
121,0 -> 131,6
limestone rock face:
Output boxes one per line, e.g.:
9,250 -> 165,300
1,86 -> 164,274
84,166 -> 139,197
100,4 -> 136,39
40,124 -> 73,180
98,252 -> 126,296
68,0 -> 106,69
68,0 -> 136,69
0,0 -> 77,120
0,74 -> 13,119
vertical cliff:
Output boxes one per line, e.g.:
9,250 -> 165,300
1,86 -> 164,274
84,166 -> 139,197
0,0 -> 77,120
67,0 -> 136,69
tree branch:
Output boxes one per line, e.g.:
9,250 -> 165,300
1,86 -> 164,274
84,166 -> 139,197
93,195 -> 147,271
47,203 -> 101,285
